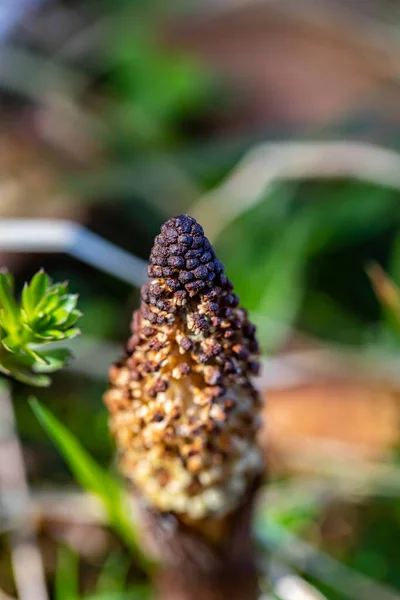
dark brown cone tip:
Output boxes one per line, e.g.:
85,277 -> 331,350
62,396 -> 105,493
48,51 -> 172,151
148,215 -> 225,297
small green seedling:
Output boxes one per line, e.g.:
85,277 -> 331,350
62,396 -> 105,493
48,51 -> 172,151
0,269 -> 81,386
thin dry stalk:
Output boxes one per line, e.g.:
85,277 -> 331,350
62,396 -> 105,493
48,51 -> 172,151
192,141 -> 400,240
0,383 -> 48,600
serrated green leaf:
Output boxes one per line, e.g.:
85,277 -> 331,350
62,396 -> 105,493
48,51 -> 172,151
1,270 -> 14,292
0,346 -> 35,366
24,347 -> 48,365
28,270 -> 50,308
0,310 -> 21,336
34,314 -> 61,332
60,310 -> 82,329
62,328 -> 81,340
33,348 -> 73,373
51,309 -> 69,324
0,359 -> 51,386
36,289 -> 63,315
33,329 -> 63,341
55,546 -> 79,600
50,282 -> 68,297
0,272 -> 20,333
57,295 -> 79,314
40,329 -> 70,341
33,312 -> 52,325
0,269 -> 81,386
12,371 -> 51,386
1,334 -> 17,353
22,282 -> 36,320
21,322 -> 54,341
30,399 -> 150,568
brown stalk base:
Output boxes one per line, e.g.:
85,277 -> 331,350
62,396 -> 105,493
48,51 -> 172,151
137,480 -> 261,600
156,565 -> 258,600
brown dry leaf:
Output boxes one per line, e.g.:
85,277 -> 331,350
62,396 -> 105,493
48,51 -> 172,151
261,380 -> 400,473
0,127 -> 90,270
0,592 -> 16,600
168,4 -> 400,131
0,130 -> 85,219
367,262 -> 400,328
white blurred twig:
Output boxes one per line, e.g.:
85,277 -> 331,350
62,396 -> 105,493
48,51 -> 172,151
258,342 -> 400,390
259,520 -> 400,600
0,45 -> 88,100
270,562 -> 328,600
6,452 -> 400,529
192,141 -> 400,240
0,219 -> 148,287
0,0 -> 48,43
0,382 -> 48,600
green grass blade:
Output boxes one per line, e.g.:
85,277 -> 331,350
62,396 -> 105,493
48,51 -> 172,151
95,552 -> 130,595
367,263 -> 400,338
252,216 -> 311,352
390,232 -> 400,287
29,398 -> 150,569
0,271 -> 20,333
27,270 -> 51,311
55,545 -> 79,600
85,589 -> 150,600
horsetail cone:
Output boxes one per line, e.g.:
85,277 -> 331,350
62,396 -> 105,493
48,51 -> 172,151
104,215 -> 263,522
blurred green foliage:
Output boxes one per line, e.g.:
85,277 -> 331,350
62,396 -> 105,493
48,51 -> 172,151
218,179 -> 400,350
55,545 -> 150,600
103,13 -> 214,152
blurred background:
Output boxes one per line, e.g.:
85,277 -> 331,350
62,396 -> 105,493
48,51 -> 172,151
2,0 -> 400,598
